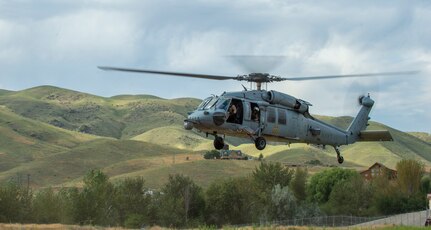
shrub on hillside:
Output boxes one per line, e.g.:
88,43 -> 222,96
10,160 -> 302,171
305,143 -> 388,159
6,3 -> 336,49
204,150 -> 220,159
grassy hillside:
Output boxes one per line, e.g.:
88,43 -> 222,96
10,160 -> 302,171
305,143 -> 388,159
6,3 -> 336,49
0,86 -> 200,139
0,138 -> 188,188
0,85 -> 430,189
132,125 -> 212,150
110,157 -> 260,189
315,116 -> 431,168
408,132 -> 431,144
0,106 -> 98,172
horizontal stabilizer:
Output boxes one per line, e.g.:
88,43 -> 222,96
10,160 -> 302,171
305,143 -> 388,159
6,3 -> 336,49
358,130 -> 393,142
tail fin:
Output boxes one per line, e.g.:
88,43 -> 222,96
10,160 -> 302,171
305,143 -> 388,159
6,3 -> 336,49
346,95 -> 374,144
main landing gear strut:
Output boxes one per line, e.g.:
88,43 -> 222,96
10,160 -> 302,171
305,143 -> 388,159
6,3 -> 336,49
334,146 -> 344,164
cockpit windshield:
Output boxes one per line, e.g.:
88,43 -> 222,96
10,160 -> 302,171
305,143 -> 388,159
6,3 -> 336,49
204,96 -> 219,110
197,97 -> 212,110
197,96 -> 229,110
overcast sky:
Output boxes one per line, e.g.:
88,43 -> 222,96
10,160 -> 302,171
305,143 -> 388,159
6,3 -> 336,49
0,0 -> 430,132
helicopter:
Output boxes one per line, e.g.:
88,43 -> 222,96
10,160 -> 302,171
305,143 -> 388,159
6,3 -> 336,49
98,66 -> 417,164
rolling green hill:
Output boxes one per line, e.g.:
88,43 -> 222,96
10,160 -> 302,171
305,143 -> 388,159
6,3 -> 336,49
132,125 -> 213,150
0,86 -> 200,139
408,132 -> 431,144
0,85 -> 430,189
0,105 -> 98,172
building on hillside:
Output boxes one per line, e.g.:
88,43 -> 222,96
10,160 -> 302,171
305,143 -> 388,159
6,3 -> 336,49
360,162 -> 397,181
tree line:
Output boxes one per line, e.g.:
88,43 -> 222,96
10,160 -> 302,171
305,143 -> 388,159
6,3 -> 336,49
0,159 -> 429,228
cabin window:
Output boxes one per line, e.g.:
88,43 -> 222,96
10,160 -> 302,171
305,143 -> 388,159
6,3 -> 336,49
250,103 -> 260,122
278,108 -> 286,125
267,107 -> 276,123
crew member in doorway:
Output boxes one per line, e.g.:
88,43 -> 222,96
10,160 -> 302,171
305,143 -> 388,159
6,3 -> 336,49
251,106 -> 260,122
228,103 -> 237,121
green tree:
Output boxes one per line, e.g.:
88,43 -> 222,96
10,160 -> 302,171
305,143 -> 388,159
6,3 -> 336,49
326,174 -> 373,216
57,187 -> 79,224
269,185 -> 297,221
32,188 -> 62,223
73,169 -> 116,226
205,177 -> 256,226
396,159 -> 424,196
374,188 -> 425,215
0,182 -> 33,223
158,174 -> 205,228
252,162 -> 293,192
114,177 -> 151,227
290,167 -> 308,201
307,167 -> 357,203
372,159 -> 427,215
420,176 -> 431,194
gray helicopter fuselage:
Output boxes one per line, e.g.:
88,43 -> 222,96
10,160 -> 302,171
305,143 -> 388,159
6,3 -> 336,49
184,90 -> 350,147
97,65 -> 398,163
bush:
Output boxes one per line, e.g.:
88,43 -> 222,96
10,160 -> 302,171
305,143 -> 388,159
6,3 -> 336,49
124,214 -> 146,229
204,150 -> 220,159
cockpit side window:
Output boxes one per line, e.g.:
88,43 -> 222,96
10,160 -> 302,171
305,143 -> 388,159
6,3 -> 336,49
216,99 -> 230,111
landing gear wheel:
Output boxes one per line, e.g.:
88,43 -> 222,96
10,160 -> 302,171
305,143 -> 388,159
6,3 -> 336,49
214,136 -> 225,150
254,137 -> 266,150
337,155 -> 344,164
334,146 -> 344,164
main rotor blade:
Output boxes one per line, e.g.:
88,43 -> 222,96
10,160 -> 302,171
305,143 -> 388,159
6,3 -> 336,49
98,66 -> 236,81
283,71 -> 419,81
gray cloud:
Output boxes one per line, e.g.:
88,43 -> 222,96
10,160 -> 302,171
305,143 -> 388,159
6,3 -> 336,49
0,0 -> 429,132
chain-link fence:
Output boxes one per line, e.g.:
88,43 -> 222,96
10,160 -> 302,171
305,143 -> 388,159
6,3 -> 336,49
233,210 -> 429,228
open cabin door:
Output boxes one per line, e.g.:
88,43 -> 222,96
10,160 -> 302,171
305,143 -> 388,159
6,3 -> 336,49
226,99 -> 243,125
